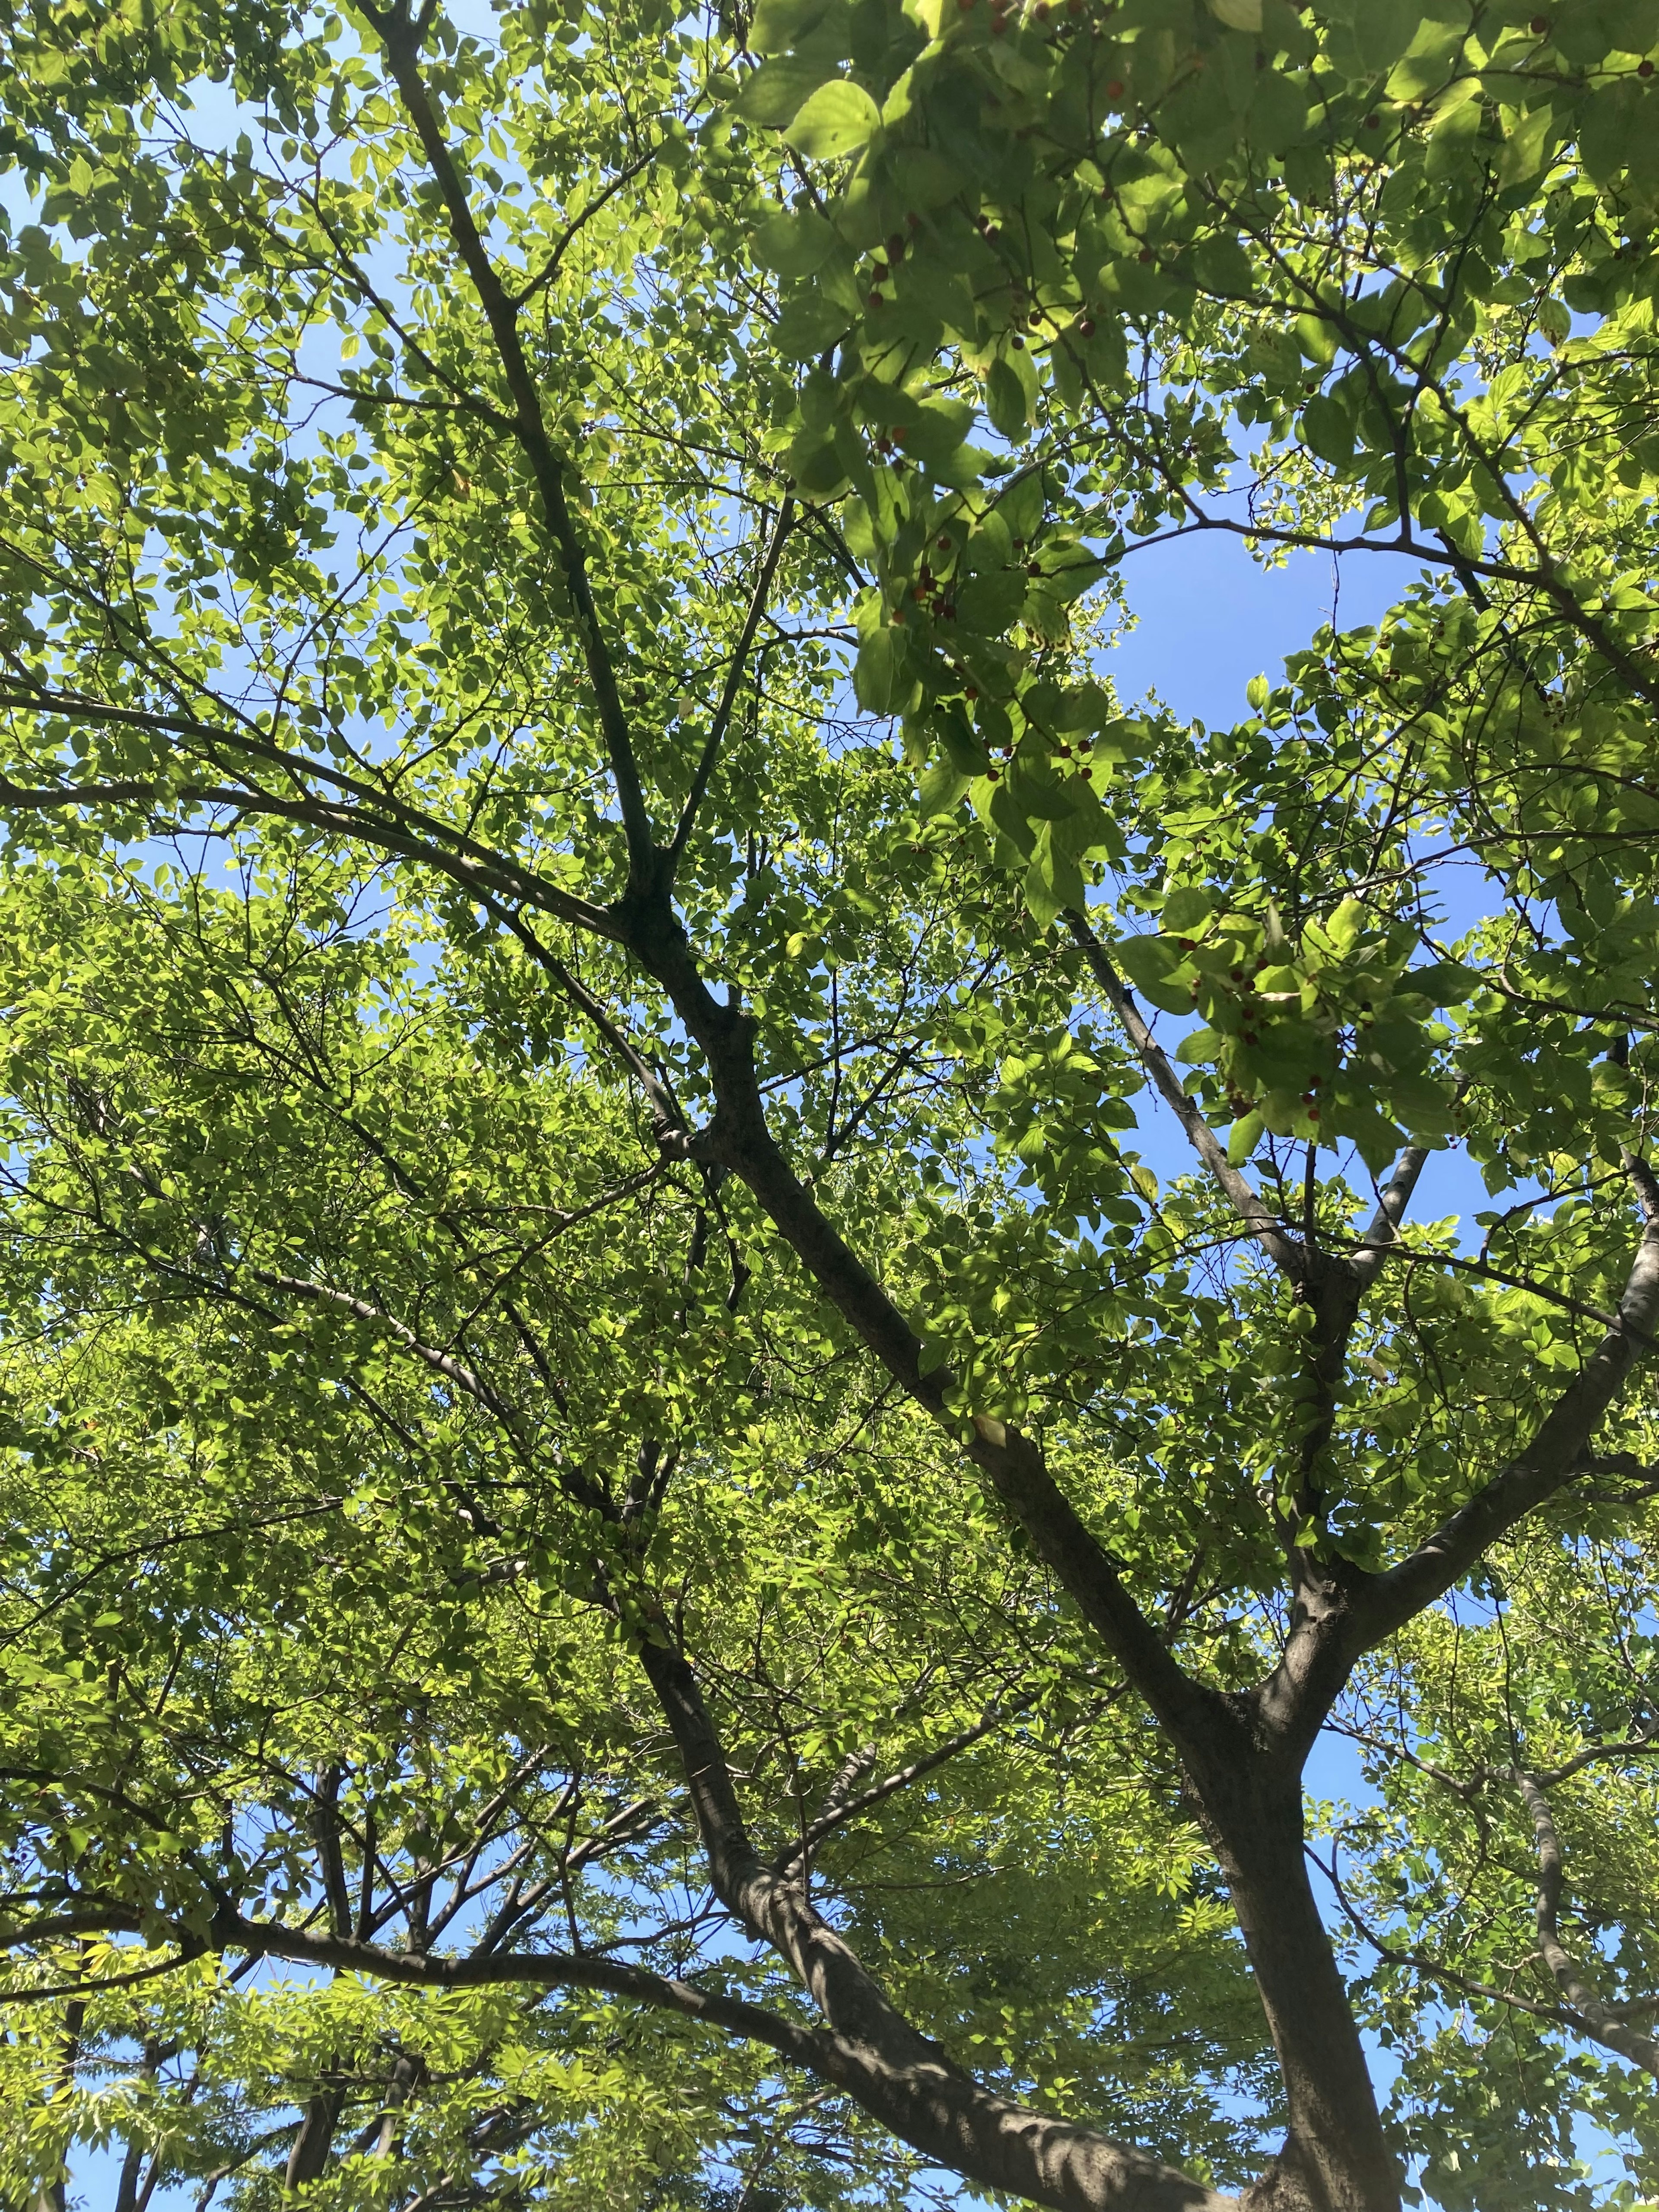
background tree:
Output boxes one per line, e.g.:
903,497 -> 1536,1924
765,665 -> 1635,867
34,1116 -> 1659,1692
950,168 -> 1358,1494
0,0 -> 1657,2206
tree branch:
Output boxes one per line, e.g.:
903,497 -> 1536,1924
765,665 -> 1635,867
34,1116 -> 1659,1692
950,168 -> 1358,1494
1064,910 -> 1305,1280
667,496 -> 794,872
372,17 -> 659,881
1512,1768 -> 1659,2077
1354,1151 -> 1659,1652
623,1608 -> 1233,2212
772,1683 -> 1052,1875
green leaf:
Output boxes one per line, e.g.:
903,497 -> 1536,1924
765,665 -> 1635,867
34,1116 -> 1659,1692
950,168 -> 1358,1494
1227,1109 -> 1265,1165
736,53 -> 842,125
1162,887 -> 1214,933
919,760 -> 972,816
785,79 -> 882,158
754,208 -> 838,276
854,625 -> 911,712
985,358 -> 1029,440
750,0 -> 838,52
1496,103 -> 1554,188
1300,393 -> 1355,467
1174,1026 -> 1224,1064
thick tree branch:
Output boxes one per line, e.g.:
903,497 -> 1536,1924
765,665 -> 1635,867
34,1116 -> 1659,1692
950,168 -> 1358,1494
626,1612 -> 1232,2212
1349,1148 -> 1431,1288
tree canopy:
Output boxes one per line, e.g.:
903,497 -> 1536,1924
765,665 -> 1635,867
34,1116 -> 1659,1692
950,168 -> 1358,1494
0,0 -> 1658,2206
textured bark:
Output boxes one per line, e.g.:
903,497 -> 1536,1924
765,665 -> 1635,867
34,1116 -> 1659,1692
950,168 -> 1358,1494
632,1629 -> 1233,2212
1190,1746 -> 1400,2212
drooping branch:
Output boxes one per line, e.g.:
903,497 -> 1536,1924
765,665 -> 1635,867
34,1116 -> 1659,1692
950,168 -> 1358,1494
1322,1749 -> 1659,2082
0,760 -> 617,944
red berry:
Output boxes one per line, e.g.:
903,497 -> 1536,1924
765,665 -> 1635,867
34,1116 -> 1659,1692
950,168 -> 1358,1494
966,684 -> 979,700
1077,315 -> 1096,337
887,232 -> 906,259
1011,331 -> 1024,347
1106,77 -> 1125,98
1138,247 -> 1153,263
907,210 -> 922,229
1364,112 -> 1380,129
1641,57 -> 1655,73
1529,13 -> 1548,28
991,13 -> 1009,28
1027,559 -> 1042,576
868,290 -> 884,308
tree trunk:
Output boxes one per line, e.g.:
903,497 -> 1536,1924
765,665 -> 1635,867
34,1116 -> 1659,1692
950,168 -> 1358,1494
1190,1746 -> 1398,2212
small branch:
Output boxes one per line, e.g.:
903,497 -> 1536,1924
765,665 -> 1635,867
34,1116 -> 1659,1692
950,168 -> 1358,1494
373,20 -> 659,880
667,496 -> 795,873
772,1684 -> 1049,1876
1355,1148 -> 1659,1651
1064,910 -> 1304,1279
508,145 -> 665,311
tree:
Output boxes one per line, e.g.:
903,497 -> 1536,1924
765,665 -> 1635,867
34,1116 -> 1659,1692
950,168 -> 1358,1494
0,0 -> 1657,2204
